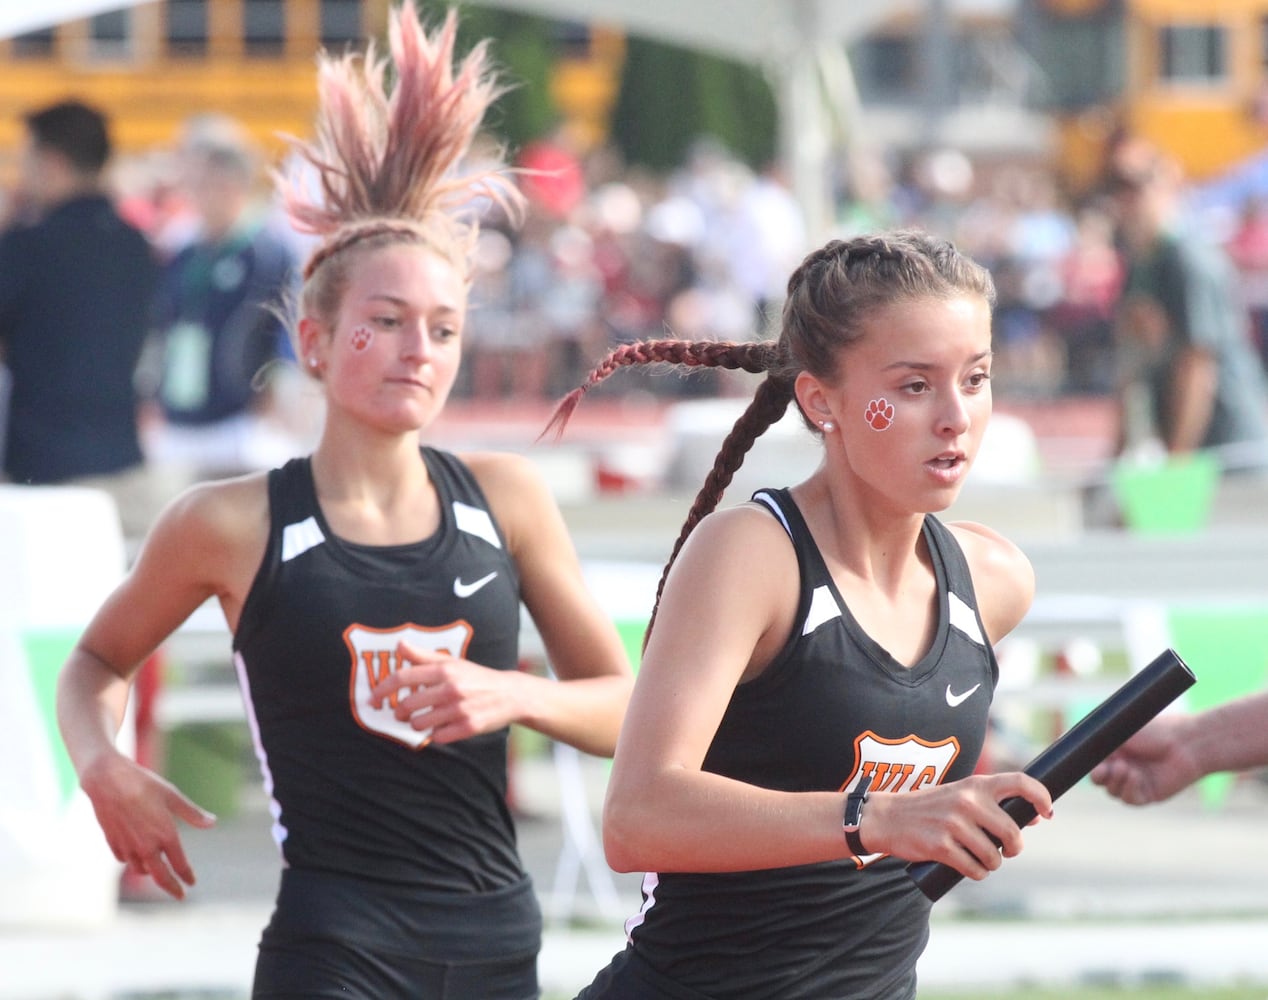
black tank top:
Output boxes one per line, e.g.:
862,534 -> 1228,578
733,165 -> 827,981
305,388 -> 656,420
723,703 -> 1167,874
622,488 -> 998,1000
234,447 -> 525,892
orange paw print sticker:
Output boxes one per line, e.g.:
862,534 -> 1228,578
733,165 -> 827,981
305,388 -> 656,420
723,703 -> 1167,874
351,326 -> 373,351
865,398 -> 894,431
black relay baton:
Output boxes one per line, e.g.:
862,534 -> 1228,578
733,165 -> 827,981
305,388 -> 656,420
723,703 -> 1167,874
907,647 -> 1196,902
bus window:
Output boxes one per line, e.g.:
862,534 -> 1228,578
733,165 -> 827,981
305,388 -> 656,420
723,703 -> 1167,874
89,8 -> 133,62
1158,23 -> 1227,85
245,0 -> 286,58
167,0 -> 209,58
321,0 -> 364,50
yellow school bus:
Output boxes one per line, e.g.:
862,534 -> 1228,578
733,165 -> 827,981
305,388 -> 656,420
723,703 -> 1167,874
1036,0 -> 1268,192
0,0 -> 627,190
0,0 -> 389,183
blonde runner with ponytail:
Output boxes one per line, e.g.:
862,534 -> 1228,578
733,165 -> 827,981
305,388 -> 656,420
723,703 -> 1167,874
55,8 -> 632,997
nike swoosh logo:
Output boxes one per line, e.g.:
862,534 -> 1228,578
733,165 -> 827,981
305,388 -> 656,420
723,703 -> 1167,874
945,683 -> 981,708
453,571 -> 498,598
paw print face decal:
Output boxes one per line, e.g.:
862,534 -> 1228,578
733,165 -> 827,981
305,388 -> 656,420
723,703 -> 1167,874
865,398 -> 895,431
351,326 -> 373,351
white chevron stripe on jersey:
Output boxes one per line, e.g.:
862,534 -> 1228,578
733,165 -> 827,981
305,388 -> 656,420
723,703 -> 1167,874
802,584 -> 843,635
453,501 -> 501,548
281,515 -> 324,562
752,489 -> 792,537
948,592 -> 985,646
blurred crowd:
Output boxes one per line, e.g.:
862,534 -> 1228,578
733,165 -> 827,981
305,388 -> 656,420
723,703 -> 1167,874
100,127 -> 1145,411
368,131 -> 1268,407
4,101 -> 1268,535
462,136 -> 1128,405
83,116 -> 1268,413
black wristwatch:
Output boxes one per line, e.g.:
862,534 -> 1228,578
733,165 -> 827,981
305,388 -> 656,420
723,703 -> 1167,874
843,785 -> 870,857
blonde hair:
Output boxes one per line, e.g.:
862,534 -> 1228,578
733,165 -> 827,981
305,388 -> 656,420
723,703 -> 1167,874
278,4 -> 522,327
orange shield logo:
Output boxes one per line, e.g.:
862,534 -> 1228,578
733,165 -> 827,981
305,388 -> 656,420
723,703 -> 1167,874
840,731 -> 962,866
344,622 -> 473,748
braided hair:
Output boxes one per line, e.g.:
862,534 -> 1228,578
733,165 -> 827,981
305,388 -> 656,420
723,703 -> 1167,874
278,3 -> 522,341
546,229 -> 996,644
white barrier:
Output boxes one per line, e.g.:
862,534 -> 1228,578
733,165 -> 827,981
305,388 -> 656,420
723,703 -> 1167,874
0,485 -> 129,928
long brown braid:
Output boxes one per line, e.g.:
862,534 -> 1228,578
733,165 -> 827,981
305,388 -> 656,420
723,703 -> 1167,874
543,339 -> 787,638
546,228 -> 996,647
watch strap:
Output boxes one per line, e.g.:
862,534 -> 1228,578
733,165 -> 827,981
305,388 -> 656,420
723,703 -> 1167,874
843,785 -> 869,856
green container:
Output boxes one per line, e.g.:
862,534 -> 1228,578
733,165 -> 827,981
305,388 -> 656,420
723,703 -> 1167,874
1111,452 -> 1219,536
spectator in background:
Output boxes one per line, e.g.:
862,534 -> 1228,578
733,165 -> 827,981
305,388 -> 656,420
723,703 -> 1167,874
582,179 -> 665,349
144,116 -> 301,485
1225,194 -> 1268,372
114,147 -> 201,264
1107,138 -> 1268,471
1049,201 -> 1123,395
539,222 -> 608,397
516,124 -> 587,222
731,162 -> 807,339
835,147 -> 901,239
0,99 -> 161,539
464,220 -> 552,400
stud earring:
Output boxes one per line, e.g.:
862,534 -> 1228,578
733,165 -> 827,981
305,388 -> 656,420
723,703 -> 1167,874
821,421 -> 835,433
